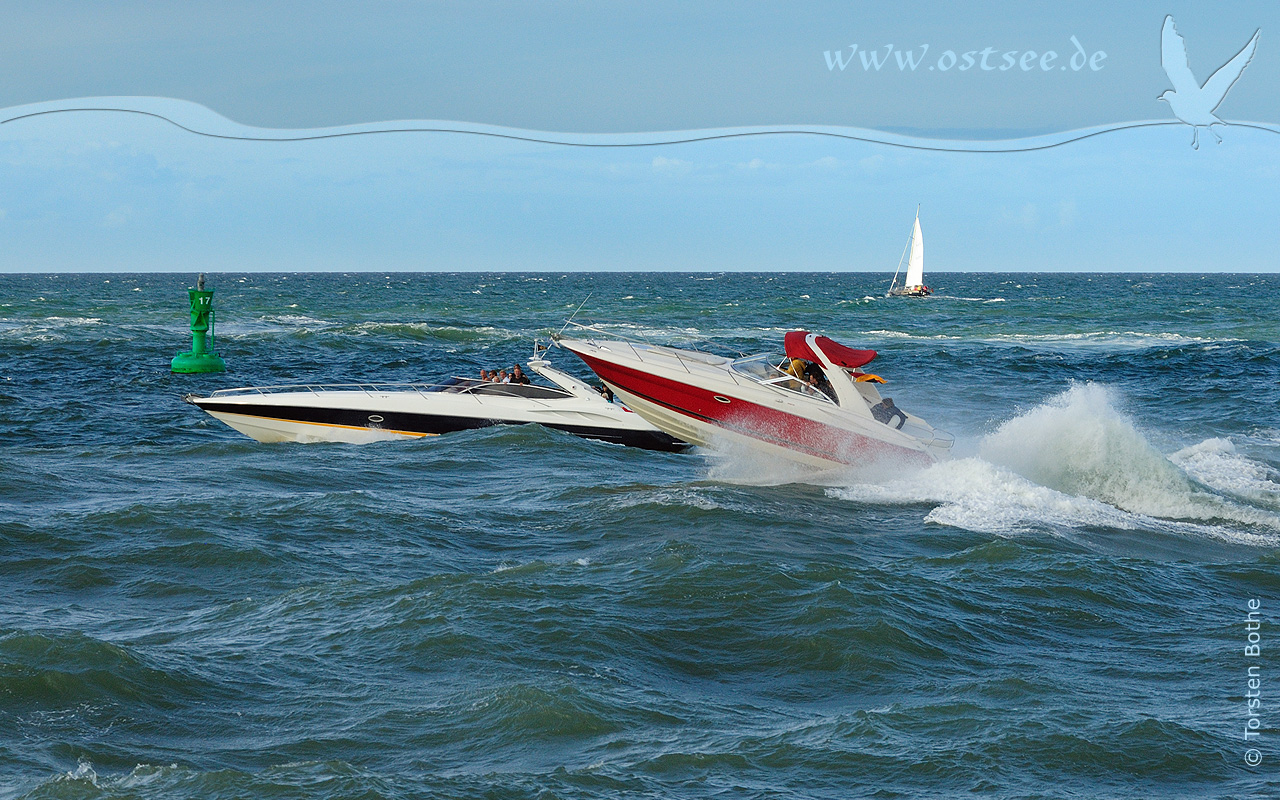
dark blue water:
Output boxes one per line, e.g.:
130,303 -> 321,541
2,272 -> 1277,799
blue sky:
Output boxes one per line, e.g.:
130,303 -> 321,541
1,2 -> 1278,272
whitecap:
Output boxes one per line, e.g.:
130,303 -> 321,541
826,383 -> 1280,544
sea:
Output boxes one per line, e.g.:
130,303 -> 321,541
2,271 -> 1277,799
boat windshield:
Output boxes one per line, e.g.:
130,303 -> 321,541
728,354 -> 776,381
426,376 -> 573,399
426,376 -> 483,393
729,355 -> 837,405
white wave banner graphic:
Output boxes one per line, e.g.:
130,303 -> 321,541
4,97 -> 1279,153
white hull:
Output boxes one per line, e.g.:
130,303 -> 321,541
187,358 -> 686,451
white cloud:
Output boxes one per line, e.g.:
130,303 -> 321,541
651,156 -> 691,171
1058,199 -> 1077,228
998,202 -> 1039,228
102,205 -> 132,227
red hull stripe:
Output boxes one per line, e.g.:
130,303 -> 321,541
576,352 -> 926,466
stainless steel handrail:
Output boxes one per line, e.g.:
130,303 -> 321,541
204,379 -> 560,399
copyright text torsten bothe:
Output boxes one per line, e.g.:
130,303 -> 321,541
1243,599 -> 1264,767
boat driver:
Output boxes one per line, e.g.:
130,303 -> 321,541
802,362 -> 836,401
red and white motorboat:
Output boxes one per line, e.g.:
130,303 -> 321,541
558,328 -> 953,470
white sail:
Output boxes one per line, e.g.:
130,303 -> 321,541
904,216 -> 924,288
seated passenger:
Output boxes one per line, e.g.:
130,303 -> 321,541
480,369 -> 491,382
496,369 -> 510,384
599,384 -> 614,402
510,365 -> 531,385
802,362 -> 836,401
870,397 -> 907,429
787,358 -> 807,380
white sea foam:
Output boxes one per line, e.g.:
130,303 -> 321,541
0,316 -> 106,341
614,487 -> 723,511
1170,438 -> 1280,511
703,444 -> 851,487
829,457 -> 1142,534
858,329 -> 1231,348
1249,428 -> 1280,447
809,383 -> 1280,543
978,384 -> 1198,518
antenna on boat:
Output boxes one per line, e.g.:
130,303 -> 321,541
556,293 -> 592,338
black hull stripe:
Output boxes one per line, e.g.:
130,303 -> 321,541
194,400 -> 688,452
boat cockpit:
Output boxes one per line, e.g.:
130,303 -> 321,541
729,354 -> 890,407
429,376 -> 574,400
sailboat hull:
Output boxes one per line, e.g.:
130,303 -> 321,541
887,286 -> 932,297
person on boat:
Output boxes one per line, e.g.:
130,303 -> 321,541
480,369 -> 491,382
871,397 -> 907,429
496,369 -> 510,384
787,358 -> 807,380
801,362 -> 836,401
599,384 -> 614,402
510,365 -> 531,385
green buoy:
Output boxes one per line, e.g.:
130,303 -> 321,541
171,273 -> 227,374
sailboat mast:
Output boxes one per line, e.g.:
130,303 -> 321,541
887,205 -> 919,296
888,239 -> 909,295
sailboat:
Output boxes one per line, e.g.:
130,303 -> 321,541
886,207 -> 932,297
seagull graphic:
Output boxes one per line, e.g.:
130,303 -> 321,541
1159,15 -> 1260,149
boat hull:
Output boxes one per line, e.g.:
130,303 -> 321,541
888,286 -> 932,297
189,393 -> 687,451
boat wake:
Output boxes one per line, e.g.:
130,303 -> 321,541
711,382 -> 1280,545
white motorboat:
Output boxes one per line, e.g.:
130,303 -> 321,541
185,354 -> 686,451
887,206 -> 932,297
558,328 -> 953,469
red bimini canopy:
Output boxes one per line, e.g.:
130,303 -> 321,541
784,330 -> 877,369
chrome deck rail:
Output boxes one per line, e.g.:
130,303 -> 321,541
203,380 -> 573,404
207,381 -> 458,398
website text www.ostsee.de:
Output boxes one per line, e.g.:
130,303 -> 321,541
823,37 -> 1106,73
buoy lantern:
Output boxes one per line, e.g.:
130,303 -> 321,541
171,273 -> 227,373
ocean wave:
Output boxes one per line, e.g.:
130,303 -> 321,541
828,384 -> 1280,544
858,329 -> 1237,348
0,316 -> 107,342
612,487 -> 724,512
29,759 -> 396,800
0,629 -> 196,711
1170,438 -> 1280,511
220,319 -> 515,344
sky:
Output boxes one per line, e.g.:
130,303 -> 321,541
1,1 -> 1278,272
